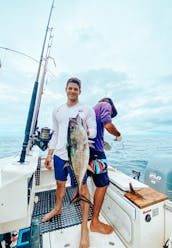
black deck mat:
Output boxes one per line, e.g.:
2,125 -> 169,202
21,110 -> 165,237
32,187 -> 93,234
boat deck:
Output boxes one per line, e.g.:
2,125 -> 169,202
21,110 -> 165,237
42,219 -> 125,248
32,186 -> 125,248
33,187 -> 93,234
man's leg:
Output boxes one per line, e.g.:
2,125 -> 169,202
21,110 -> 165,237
90,185 -> 113,234
79,184 -> 90,248
42,155 -> 68,222
42,180 -> 66,222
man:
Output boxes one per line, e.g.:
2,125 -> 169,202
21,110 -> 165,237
42,77 -> 96,248
89,97 -> 121,234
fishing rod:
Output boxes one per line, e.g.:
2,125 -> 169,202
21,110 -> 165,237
27,28 -> 55,152
19,0 -> 55,163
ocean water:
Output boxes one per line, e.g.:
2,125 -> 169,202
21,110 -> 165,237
0,134 -> 172,182
0,136 -> 23,159
106,134 -> 172,182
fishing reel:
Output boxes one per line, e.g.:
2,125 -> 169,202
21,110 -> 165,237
32,127 -> 53,151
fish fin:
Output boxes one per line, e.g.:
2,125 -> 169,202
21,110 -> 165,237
129,182 -> 134,193
129,182 -> 144,199
76,113 -> 82,124
87,165 -> 95,173
63,162 -> 70,168
88,140 -> 95,148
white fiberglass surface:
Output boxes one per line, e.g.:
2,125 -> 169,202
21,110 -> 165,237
42,217 -> 125,248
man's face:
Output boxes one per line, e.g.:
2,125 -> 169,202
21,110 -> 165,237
66,82 -> 81,102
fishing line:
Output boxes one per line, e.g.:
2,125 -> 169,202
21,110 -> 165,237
0,46 -> 39,63
0,48 -> 7,71
0,46 -> 56,79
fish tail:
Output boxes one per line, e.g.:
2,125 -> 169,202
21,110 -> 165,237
70,188 -> 80,204
70,188 -> 92,205
80,194 -> 92,205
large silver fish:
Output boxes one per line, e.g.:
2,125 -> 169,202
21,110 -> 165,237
67,114 -> 90,203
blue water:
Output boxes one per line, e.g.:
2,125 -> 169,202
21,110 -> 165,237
0,134 -> 172,182
106,135 -> 172,182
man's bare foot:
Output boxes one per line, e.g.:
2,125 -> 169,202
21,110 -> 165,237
79,225 -> 90,248
90,220 -> 113,234
42,208 -> 61,223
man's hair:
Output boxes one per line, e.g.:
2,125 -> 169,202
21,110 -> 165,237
66,77 -> 81,90
99,97 -> 118,118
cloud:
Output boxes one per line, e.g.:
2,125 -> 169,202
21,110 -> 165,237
75,26 -> 102,43
0,67 -> 171,136
1,0 -> 172,136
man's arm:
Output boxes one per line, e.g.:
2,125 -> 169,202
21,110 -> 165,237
100,102 -> 121,141
104,122 -> 121,138
45,109 -> 58,170
45,149 -> 54,170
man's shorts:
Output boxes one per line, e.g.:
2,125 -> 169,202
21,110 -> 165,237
87,161 -> 110,187
87,148 -> 110,188
53,155 -> 87,185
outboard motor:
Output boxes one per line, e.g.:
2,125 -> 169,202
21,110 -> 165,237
144,154 -> 172,201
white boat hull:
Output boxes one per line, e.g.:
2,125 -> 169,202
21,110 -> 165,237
88,167 -> 172,248
1,154 -> 172,248
0,148 -> 39,233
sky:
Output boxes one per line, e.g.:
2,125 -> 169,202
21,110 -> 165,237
0,0 -> 172,137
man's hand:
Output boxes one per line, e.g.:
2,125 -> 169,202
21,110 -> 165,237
115,135 -> 122,142
45,155 -> 53,170
87,130 -> 90,137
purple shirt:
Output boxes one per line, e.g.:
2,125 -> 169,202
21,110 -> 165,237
92,102 -> 112,152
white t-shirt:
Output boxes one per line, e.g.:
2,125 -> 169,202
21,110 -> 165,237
49,102 -> 96,160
